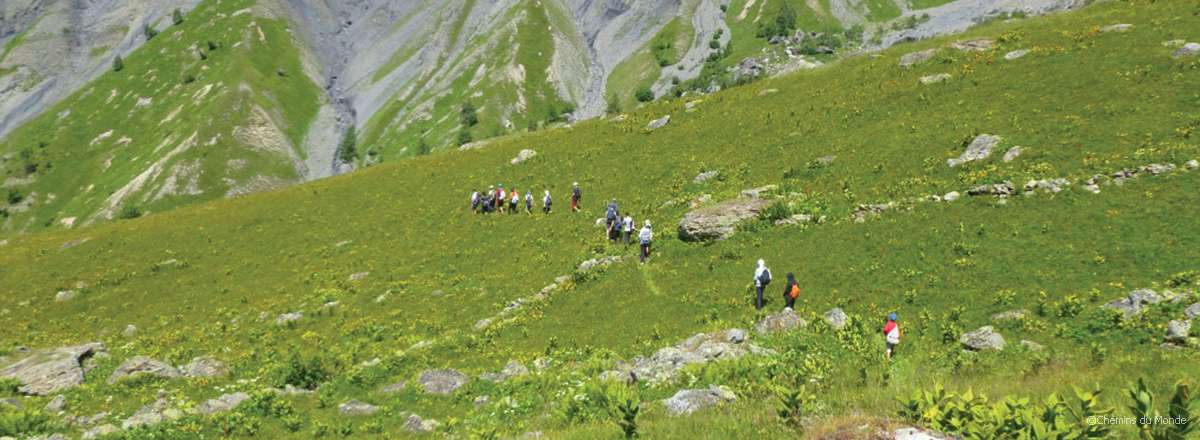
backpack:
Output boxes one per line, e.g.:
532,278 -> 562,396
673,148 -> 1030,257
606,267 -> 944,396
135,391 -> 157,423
788,283 -> 800,299
757,269 -> 772,285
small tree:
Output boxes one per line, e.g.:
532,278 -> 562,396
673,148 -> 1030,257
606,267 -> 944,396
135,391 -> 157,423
634,87 -> 654,103
207,40 -> 219,51
143,24 -> 158,41
172,9 -> 184,26
117,206 -> 142,220
337,126 -> 358,163
457,129 -> 472,146
112,55 -> 124,72
460,102 -> 478,127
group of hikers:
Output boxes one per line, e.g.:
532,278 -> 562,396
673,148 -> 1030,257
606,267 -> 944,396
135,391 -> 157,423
753,259 -> 902,360
468,183 -> 656,263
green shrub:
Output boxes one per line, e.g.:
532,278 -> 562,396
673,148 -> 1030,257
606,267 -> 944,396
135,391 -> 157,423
143,24 -> 158,41
1127,378 -> 1197,440
614,394 -> 640,438
461,102 -> 478,127
5,190 -> 21,205
117,205 -> 142,219
0,377 -> 21,395
899,384 -> 1113,439
457,129 -> 473,146
338,126 -> 358,163
112,55 -> 124,72
0,407 -> 58,437
274,351 -> 331,390
634,87 -> 654,103
172,9 -> 184,26
758,201 -> 793,224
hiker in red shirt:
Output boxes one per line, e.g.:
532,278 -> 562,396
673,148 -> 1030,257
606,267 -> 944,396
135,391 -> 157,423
883,313 -> 900,360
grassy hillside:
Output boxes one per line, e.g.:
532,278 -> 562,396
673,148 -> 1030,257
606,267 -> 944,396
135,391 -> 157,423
0,0 -> 320,235
2,0 -> 1200,438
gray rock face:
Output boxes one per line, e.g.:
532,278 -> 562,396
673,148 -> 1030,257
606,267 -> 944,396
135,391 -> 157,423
481,361 -> 529,383
0,342 -> 106,396
419,369 -> 468,395
338,399 -> 379,416
1105,289 -> 1162,317
899,49 -> 937,67
107,357 -> 181,384
948,134 -> 1001,167
1174,42 -> 1200,59
961,326 -> 1006,351
179,356 -> 226,378
511,149 -> 537,165
578,255 -> 624,272
403,413 -> 441,433
968,182 -> 1015,197
756,308 -> 806,334
1003,146 -> 1022,162
647,115 -> 671,130
693,170 -> 719,184
1166,320 -> 1192,344
1004,49 -> 1030,60
82,424 -> 120,440
823,308 -> 849,330
197,392 -> 249,416
663,385 -> 736,416
678,197 -> 771,241
991,309 -> 1028,322
44,395 -> 66,413
602,329 -> 760,384
919,73 -> 952,84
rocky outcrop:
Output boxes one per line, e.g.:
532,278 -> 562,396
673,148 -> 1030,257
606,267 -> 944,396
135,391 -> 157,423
678,197 -> 771,241
899,49 -> 937,68
197,392 -> 249,416
403,413 -> 441,433
756,308 -> 807,334
663,385 -> 736,416
0,342 -> 106,396
600,329 -> 763,384
179,356 -> 226,378
511,149 -> 537,165
960,326 -> 1006,351
107,357 -> 181,384
338,399 -> 379,416
419,369 -> 468,395
1174,42 -> 1200,59
647,115 -> 671,130
948,134 -> 1000,167
823,308 -> 849,330
480,361 -> 529,383
1104,289 -> 1162,317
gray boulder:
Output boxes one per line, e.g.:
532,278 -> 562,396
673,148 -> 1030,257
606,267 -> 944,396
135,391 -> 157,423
948,134 -> 1001,167
107,357 -> 181,384
1185,303 -> 1200,320
82,424 -> 120,440
756,308 -> 806,334
0,342 -> 106,395
197,392 -> 249,415
899,49 -> 937,68
338,399 -> 379,416
55,290 -> 77,302
1004,49 -> 1029,61
968,182 -> 1015,197
275,312 -> 303,325
991,309 -> 1028,322
678,197 -> 771,241
419,369 -> 468,395
663,385 -> 736,416
404,413 -> 441,433
44,395 -> 66,413
511,149 -> 537,165
942,191 -> 961,202
950,38 -> 994,52
693,170 -> 719,184
1174,42 -> 1200,59
1166,320 -> 1191,344
121,398 -> 182,429
919,73 -> 951,85
733,57 -> 765,79
961,326 -> 1006,351
180,356 -> 227,378
1105,289 -> 1162,317
647,115 -> 670,130
481,361 -> 529,383
606,329 -> 760,384
1003,146 -> 1022,162
823,308 -> 848,330
740,185 -> 778,199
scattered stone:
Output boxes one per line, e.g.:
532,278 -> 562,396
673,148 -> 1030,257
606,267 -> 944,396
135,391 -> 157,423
948,134 -> 1001,167
179,356 -> 226,378
403,413 -> 441,433
823,308 -> 848,330
338,399 -> 379,416
1185,303 -> 1200,320
678,197 -> 771,241
1186,160 -> 1199,170
1104,288 -> 1162,317
474,395 -> 490,408
689,194 -> 713,208
853,202 -> 894,223
122,325 -> 137,338
647,115 -> 671,130
121,398 -> 181,429
693,170 -> 719,184
473,318 -> 493,331
348,272 -> 369,282
380,382 -> 406,394
197,392 -> 249,415
757,88 -> 779,96
899,49 -> 937,68
968,182 -> 1015,198
755,308 -> 807,334
919,73 -> 952,85
419,369 -> 468,395
511,149 -> 537,165
0,342 -> 106,395
950,38 -> 994,52
578,255 -> 624,272
774,213 -> 815,226
481,361 -> 529,383
1100,23 -> 1132,33
107,357 -> 181,384
82,424 -> 120,440
960,326 -> 1006,351
1141,163 -> 1176,175
275,312 -> 303,325
942,191 -> 961,202
1165,320 -> 1191,344
684,101 -> 699,111
1019,340 -> 1045,351
54,290 -> 77,302
663,385 -> 737,416
740,185 -> 778,199
1023,178 -> 1069,194
894,426 -> 954,440
1003,146 -> 1022,162
1004,49 -> 1030,60
44,395 -> 66,413
602,329 -> 762,384
991,309 -> 1028,321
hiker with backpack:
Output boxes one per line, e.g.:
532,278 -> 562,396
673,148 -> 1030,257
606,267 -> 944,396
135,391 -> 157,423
884,313 -> 900,360
571,182 -> 582,213
543,190 -> 552,214
781,273 -> 800,310
470,189 -> 480,213
638,220 -> 653,264
525,191 -> 533,213
510,189 -> 520,214
622,213 -> 634,245
753,259 -> 772,311
496,185 -> 506,213
605,200 -> 619,240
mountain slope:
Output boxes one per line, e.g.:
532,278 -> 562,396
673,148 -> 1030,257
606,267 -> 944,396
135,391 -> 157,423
0,1 -> 1198,438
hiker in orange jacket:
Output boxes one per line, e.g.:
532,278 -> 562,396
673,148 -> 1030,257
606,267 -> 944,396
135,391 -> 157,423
781,273 -> 800,310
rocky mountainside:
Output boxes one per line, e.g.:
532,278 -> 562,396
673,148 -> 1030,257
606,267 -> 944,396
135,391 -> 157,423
0,0 -> 1084,235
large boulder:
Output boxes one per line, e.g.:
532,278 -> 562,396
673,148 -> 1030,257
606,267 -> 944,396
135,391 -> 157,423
338,399 -> 379,416
1174,42 -> 1200,59
948,134 -> 1001,167
647,115 -> 671,130
756,308 -> 807,334
960,326 -> 1006,351
603,329 -> 761,384
899,49 -> 937,68
82,424 -> 120,440
419,369 -> 468,395
678,197 -> 771,242
510,149 -> 537,165
107,357 -> 181,384
404,413 -> 441,433
197,392 -> 249,416
663,385 -> 737,416
1166,320 -> 1192,344
1104,289 -> 1162,317
180,356 -> 227,378
0,342 -> 106,396
480,361 -> 529,383
823,308 -> 849,330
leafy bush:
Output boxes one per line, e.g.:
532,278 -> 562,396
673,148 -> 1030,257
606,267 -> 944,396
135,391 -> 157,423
899,384 -> 1113,439
338,126 -> 358,163
274,351 -> 332,390
143,24 -> 158,41
758,201 -> 793,224
461,102 -> 478,127
0,378 -> 21,395
172,9 -> 184,26
457,129 -> 473,146
5,190 -> 22,205
1127,378 -> 1196,440
634,87 -> 654,103
112,55 -> 124,72
117,205 -> 143,219
614,394 -> 640,438
0,407 -> 58,437
756,1 -> 797,39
